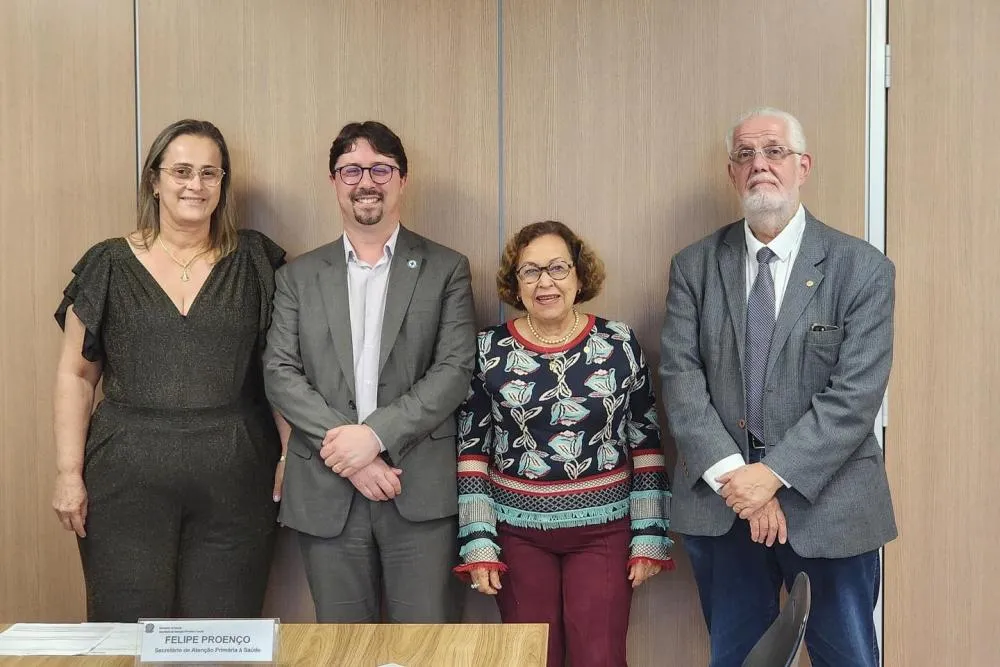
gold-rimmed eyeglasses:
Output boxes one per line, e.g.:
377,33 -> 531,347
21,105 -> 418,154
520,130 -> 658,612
158,164 -> 226,187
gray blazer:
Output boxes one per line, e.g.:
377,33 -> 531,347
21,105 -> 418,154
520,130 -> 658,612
263,226 -> 476,538
659,211 -> 896,558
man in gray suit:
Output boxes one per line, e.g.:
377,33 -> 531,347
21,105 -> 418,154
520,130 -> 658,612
660,107 -> 895,667
264,121 -> 476,623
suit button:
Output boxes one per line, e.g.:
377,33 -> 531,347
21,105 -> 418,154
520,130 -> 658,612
738,419 -> 746,429
348,400 -> 356,410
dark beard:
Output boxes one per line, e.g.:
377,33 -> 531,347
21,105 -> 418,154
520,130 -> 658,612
354,207 -> 383,226
351,188 -> 383,226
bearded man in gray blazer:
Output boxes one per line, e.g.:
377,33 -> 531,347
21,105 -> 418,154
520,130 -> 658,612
660,107 -> 895,667
264,121 -> 476,623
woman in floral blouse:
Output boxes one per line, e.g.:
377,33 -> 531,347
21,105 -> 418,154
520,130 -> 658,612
456,221 -> 673,667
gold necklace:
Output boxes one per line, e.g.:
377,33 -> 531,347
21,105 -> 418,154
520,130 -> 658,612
526,309 -> 580,346
157,237 -> 210,282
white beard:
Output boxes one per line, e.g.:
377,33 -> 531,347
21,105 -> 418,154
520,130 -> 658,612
742,189 -> 797,238
743,188 -> 792,215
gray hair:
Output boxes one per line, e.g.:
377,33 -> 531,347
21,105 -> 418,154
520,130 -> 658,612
725,107 -> 808,154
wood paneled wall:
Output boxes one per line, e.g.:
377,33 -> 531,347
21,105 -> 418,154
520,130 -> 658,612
136,0 -> 501,622
0,0 -> 136,622
136,0 -> 500,328
8,1 -> 951,664
885,0 -> 1000,664
503,2 -> 865,663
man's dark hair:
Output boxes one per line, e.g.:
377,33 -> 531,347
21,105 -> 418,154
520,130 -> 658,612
329,121 -> 408,177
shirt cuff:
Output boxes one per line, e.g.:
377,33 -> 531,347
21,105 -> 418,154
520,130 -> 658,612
702,454 -> 745,494
366,425 -> 386,453
765,464 -> 791,488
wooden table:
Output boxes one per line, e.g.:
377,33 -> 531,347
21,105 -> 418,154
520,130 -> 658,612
0,623 -> 548,666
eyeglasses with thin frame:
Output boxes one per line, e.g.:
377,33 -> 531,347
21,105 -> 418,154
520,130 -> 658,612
158,164 -> 225,187
334,163 -> 399,186
729,145 -> 801,165
516,259 -> 575,284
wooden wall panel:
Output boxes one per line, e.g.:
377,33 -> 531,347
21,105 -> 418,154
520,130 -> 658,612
4,4 -> 921,662
137,0 -> 500,621
0,0 -> 136,621
886,1 -> 1000,663
137,0 -> 499,324
503,1 -> 866,664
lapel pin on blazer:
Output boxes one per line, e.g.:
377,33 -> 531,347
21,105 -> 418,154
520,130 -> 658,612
407,259 -> 418,268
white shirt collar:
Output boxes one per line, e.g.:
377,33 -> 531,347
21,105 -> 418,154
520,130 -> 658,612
343,224 -> 401,264
744,204 -> 806,262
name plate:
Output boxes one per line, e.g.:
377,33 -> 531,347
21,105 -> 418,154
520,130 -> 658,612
138,619 -> 278,664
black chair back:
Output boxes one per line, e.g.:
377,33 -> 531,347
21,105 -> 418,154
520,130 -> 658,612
741,571 -> 811,667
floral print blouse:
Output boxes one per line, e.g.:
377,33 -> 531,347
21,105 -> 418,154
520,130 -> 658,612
456,315 -> 673,571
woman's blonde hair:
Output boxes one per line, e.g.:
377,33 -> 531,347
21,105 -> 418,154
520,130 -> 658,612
135,119 -> 238,256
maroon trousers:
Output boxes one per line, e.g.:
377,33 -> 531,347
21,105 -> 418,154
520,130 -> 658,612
496,519 -> 633,667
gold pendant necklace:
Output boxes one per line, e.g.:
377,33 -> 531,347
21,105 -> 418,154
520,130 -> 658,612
157,237 -> 209,282
526,309 -> 580,346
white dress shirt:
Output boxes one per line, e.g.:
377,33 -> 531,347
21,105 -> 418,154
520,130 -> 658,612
344,225 -> 400,450
702,204 -> 806,493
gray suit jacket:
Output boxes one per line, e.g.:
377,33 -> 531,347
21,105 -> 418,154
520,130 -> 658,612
263,225 -> 476,538
659,211 -> 897,558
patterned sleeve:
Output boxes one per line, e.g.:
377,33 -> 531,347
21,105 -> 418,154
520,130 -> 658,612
623,331 -> 675,569
454,329 -> 507,576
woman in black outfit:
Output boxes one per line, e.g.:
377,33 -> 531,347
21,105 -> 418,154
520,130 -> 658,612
51,119 -> 288,621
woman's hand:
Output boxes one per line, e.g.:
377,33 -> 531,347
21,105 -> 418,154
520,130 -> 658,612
52,472 -> 88,538
272,411 -> 291,503
470,566 -> 503,595
627,559 -> 662,588
272,457 -> 286,502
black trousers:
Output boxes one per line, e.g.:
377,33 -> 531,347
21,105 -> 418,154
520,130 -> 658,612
78,411 -> 278,621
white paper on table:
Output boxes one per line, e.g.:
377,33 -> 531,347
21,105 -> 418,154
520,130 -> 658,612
89,623 -> 140,655
0,623 -> 124,656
